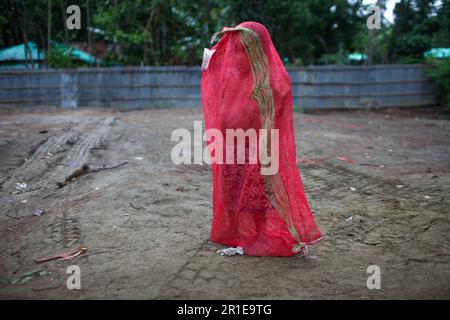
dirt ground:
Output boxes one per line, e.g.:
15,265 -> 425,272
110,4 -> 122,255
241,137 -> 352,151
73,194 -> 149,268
0,106 -> 449,299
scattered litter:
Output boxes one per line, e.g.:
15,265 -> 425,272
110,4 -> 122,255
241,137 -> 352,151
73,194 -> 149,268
388,149 -> 393,152
134,157 -> 144,160
216,247 -> 244,256
35,246 -> 87,263
350,187 -> 356,191
33,208 -> 45,217
15,183 -> 27,191
345,216 -> 353,222
20,200 -> 28,203
396,185 -> 403,188
38,130 -> 48,134
299,245 -> 317,259
95,187 -> 99,190
424,195 -> 430,199
11,269 -> 52,285
293,244 -> 317,259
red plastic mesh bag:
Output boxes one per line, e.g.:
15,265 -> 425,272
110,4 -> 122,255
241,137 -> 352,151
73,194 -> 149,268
201,21 -> 322,256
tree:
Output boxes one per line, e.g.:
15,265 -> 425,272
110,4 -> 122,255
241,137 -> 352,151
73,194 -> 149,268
0,0 -> 447,66
389,0 -> 448,62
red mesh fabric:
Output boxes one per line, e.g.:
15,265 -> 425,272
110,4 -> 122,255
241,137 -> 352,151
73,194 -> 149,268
201,21 -> 322,256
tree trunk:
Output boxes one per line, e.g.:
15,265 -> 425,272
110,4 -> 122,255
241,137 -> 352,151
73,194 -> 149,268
61,0 -> 69,44
87,0 -> 92,55
21,4 -> 34,69
47,0 -> 52,50
366,0 -> 385,65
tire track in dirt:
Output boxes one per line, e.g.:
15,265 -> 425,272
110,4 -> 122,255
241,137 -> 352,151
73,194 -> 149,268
0,116 -> 116,233
2,130 -> 78,188
156,240 -> 223,299
302,162 -> 450,259
302,162 -> 444,209
44,188 -> 99,248
6,117 -> 115,193
33,117 -> 117,247
157,162 -> 450,299
67,120 -> 111,163
35,116 -> 116,190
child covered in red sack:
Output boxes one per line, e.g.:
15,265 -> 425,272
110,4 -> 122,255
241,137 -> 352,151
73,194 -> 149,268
201,22 -> 322,257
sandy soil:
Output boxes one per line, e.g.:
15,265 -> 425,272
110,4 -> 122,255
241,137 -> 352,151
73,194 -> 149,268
0,106 -> 449,299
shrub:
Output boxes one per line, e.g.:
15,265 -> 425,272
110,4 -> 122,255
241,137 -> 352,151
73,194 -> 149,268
426,58 -> 450,110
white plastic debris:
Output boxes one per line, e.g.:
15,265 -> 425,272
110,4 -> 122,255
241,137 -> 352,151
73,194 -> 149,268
201,48 -> 216,71
396,185 -> 403,188
424,195 -> 430,199
345,216 -> 353,222
297,245 -> 317,259
134,157 -> 143,160
33,208 -> 45,217
350,187 -> 356,191
15,183 -> 27,191
216,246 -> 244,256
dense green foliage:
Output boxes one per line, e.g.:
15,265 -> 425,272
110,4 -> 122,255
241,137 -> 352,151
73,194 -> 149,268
0,0 -> 449,66
389,0 -> 450,62
426,58 -> 450,109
